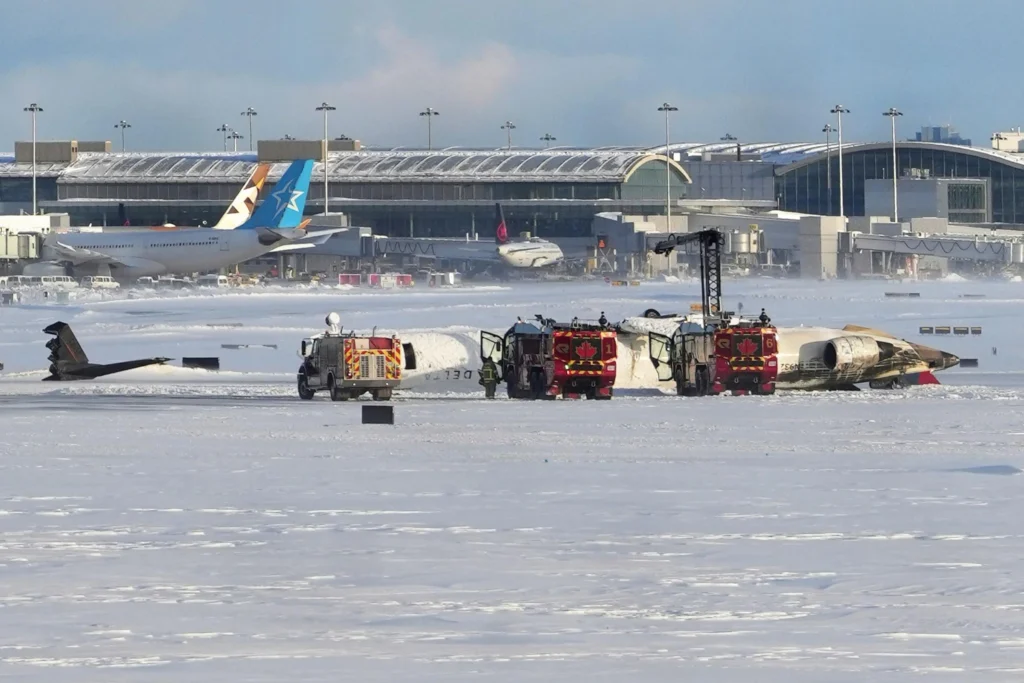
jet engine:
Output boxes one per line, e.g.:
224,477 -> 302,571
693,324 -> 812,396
21,261 -> 70,277
823,335 -> 895,372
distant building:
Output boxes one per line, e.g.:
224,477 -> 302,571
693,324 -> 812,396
914,125 -> 971,147
989,127 -> 1024,153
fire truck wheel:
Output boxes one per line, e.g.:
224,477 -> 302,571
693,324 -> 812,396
643,308 -> 661,318
372,388 -> 392,401
328,377 -> 348,402
297,373 -> 315,400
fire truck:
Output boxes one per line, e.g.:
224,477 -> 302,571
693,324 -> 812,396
480,315 -> 617,400
297,314 -> 403,401
647,229 -> 779,396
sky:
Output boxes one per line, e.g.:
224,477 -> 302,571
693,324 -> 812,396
0,0 -> 1018,152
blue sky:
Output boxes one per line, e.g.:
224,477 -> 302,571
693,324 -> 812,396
0,0 -> 1014,151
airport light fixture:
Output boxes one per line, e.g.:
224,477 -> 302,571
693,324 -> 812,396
216,123 -> 230,152
501,120 -> 516,151
830,105 -> 850,218
540,133 -> 556,148
720,133 -> 741,163
419,107 -> 439,150
114,120 -> 131,152
316,101 -> 337,214
227,129 -> 244,153
822,124 -> 835,215
24,103 -> 42,215
240,107 -> 258,151
658,102 -> 678,227
883,107 -> 903,222
281,134 -> 295,140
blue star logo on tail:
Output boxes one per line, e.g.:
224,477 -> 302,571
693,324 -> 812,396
271,180 -> 304,217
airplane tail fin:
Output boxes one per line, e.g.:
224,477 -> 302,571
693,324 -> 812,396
43,322 -> 89,366
494,202 -> 509,244
237,159 -> 314,230
215,163 -> 271,229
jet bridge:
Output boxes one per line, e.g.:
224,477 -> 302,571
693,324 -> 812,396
848,232 -> 1024,264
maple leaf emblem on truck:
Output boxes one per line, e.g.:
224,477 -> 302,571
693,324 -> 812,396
575,340 -> 598,360
737,337 -> 759,356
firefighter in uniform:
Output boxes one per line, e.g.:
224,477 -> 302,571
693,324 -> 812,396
758,308 -> 771,326
479,357 -> 499,398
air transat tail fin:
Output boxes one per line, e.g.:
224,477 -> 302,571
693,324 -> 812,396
494,202 -> 509,244
237,159 -> 314,230
216,163 -> 271,229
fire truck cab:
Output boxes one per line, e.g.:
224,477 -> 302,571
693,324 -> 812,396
480,315 -> 617,400
649,316 -> 779,396
297,314 -> 403,401
712,320 -> 779,395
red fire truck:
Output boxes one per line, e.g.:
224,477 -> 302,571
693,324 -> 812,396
480,315 -> 617,400
712,321 -> 779,395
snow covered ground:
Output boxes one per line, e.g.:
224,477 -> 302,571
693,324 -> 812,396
1,278 -> 1023,681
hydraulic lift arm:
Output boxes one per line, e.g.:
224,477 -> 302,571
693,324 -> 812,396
651,229 -> 724,318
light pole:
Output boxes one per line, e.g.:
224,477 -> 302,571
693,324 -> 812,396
658,102 -> 678,227
240,107 -> 258,151
540,133 -> 556,148
822,124 -> 834,215
115,120 -> 131,152
419,107 -> 439,150
830,105 -> 850,218
501,121 -> 516,151
316,101 -> 336,213
216,123 -> 230,152
228,130 -> 243,152
24,103 -> 43,215
883,107 -> 903,221
991,132 -> 1007,149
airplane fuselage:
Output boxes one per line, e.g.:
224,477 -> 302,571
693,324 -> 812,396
42,228 -> 293,279
620,316 -> 958,391
496,239 -> 564,268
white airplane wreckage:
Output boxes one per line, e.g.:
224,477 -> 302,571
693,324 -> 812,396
295,312 -> 959,398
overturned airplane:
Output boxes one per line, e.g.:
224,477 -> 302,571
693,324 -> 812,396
620,311 -> 960,392
43,322 -> 171,381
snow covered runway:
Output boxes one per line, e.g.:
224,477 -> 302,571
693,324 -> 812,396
1,279 -> 1024,680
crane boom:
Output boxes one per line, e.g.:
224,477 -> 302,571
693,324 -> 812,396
651,229 -> 724,319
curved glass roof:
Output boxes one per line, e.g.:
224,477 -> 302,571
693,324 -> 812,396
0,150 -> 679,184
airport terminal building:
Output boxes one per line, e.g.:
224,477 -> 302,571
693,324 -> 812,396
2,138 -> 1024,236
0,140 -> 692,238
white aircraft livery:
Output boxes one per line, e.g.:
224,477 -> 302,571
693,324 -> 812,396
32,159 -> 335,279
493,203 -> 564,268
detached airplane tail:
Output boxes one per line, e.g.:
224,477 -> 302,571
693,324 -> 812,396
494,202 -> 509,245
43,321 -> 89,367
43,321 -> 170,381
215,163 -> 271,229
237,159 -> 314,230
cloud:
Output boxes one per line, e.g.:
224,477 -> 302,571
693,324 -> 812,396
0,26 -> 645,151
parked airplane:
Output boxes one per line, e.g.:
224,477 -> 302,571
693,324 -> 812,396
30,159 -> 342,279
43,321 -> 170,381
355,203 -> 564,270
622,312 -> 960,391
493,203 -> 564,268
